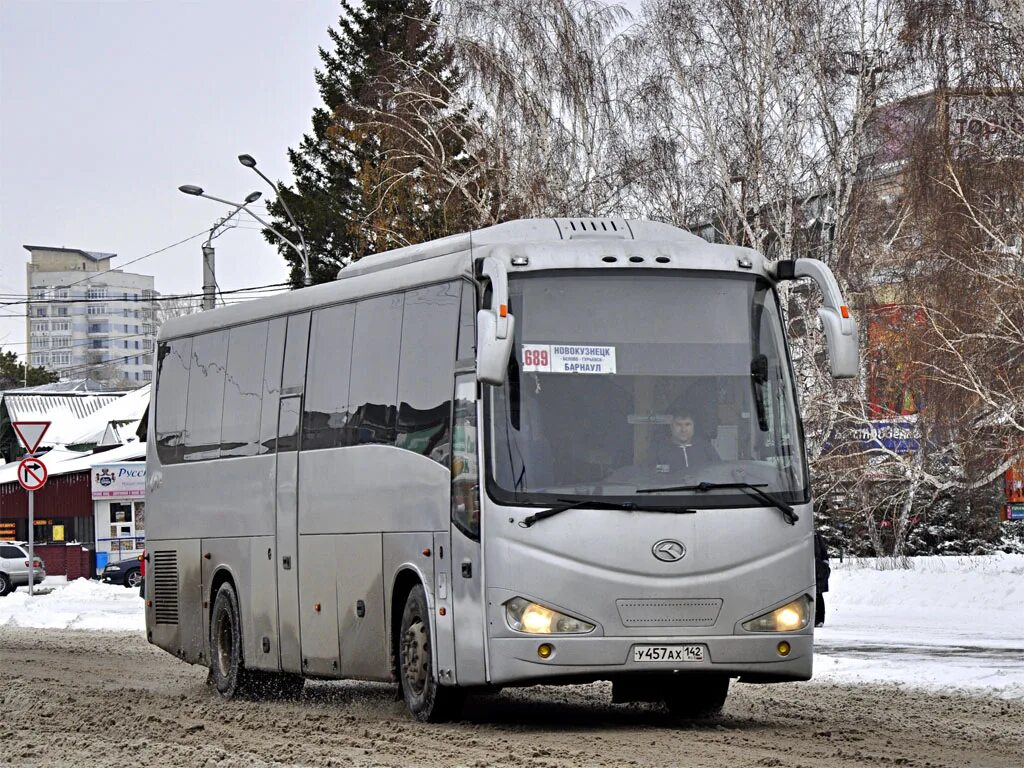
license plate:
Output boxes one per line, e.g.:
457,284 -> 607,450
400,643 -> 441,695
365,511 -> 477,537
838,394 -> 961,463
633,645 -> 705,663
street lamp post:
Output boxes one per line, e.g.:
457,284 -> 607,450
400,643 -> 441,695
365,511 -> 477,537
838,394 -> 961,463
178,184 -> 310,301
238,154 -> 313,286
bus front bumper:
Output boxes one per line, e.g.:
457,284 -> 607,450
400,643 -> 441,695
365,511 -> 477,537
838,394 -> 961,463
486,633 -> 812,686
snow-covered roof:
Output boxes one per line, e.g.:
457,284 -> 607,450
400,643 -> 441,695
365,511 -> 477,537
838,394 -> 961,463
0,441 -> 146,487
6,378 -> 130,394
2,392 -> 126,446
63,384 -> 149,447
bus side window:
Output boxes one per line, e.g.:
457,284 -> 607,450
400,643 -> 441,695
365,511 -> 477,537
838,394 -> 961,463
221,321 -> 269,458
258,317 -> 286,453
451,376 -> 479,540
183,330 -> 228,461
397,282 -> 460,462
277,313 -> 310,452
154,337 -> 192,465
348,294 -> 403,446
457,280 -> 476,362
303,303 -> 355,450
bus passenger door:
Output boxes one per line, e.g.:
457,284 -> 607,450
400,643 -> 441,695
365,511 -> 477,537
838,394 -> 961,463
275,393 -> 303,673
449,375 -> 487,684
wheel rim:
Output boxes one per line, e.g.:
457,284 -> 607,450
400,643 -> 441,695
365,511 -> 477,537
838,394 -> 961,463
128,571 -> 142,588
401,620 -> 429,696
215,609 -> 233,678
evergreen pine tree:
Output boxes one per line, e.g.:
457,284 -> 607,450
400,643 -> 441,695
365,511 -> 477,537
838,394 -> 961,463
268,0 -> 484,286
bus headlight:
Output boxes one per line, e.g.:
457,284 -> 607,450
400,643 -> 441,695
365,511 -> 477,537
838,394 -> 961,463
742,596 -> 812,632
505,597 -> 594,634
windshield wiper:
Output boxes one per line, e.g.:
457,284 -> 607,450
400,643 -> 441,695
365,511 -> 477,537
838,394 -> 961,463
636,481 -> 799,526
519,498 -> 696,529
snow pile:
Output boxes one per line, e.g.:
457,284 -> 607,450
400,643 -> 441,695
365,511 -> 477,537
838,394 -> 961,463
815,554 -> 1024,698
0,576 -> 144,632
1,555 -> 1022,698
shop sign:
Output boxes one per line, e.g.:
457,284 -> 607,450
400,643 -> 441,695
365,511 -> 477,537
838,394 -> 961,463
91,462 -> 146,499
1005,503 -> 1024,521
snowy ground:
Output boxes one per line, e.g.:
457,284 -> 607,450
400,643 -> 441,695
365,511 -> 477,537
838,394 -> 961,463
2,554 -> 1022,698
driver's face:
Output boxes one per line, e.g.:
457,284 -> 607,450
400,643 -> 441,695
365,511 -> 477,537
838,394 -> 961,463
670,416 -> 695,445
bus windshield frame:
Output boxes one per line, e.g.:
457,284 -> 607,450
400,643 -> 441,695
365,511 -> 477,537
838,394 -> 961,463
484,269 -> 809,510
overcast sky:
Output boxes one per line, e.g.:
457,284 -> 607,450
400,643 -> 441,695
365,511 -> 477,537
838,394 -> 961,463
0,0 -> 340,355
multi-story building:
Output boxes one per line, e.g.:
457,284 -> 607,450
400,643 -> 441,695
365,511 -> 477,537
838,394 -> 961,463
24,246 -> 159,386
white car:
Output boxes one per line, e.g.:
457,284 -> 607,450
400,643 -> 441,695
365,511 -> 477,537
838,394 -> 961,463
0,541 -> 46,596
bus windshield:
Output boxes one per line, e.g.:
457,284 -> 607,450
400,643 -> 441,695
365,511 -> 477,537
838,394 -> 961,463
487,271 -> 808,507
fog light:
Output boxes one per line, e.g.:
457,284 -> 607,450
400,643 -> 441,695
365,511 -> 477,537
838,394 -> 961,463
777,641 -> 791,657
537,643 -> 554,659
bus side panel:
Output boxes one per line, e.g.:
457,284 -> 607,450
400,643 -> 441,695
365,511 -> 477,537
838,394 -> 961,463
431,531 -> 456,685
150,457 -> 276,540
299,446 -> 449,534
247,535 -> 280,671
145,538 -> 203,664
298,534 -> 340,677
200,537 -> 251,669
337,533 -> 387,680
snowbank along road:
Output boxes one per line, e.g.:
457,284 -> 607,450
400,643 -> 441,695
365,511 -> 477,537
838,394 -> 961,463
1,627 -> 1021,768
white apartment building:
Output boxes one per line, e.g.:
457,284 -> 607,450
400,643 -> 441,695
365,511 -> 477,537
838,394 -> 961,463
25,246 -> 159,385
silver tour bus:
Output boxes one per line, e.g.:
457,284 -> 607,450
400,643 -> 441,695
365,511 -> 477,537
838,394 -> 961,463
144,218 -> 857,720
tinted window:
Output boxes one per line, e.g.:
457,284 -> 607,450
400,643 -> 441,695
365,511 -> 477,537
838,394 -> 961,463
282,313 -> 310,392
457,281 -> 476,361
259,318 -> 286,453
451,376 -> 480,539
277,395 -> 302,452
183,330 -> 228,461
397,283 -> 459,462
0,545 -> 24,558
221,321 -> 268,458
304,303 -> 355,450
348,294 -> 404,446
154,337 -> 192,465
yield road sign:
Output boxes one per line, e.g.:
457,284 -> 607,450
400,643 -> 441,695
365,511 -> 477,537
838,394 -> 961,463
13,421 -> 51,454
18,457 -> 48,492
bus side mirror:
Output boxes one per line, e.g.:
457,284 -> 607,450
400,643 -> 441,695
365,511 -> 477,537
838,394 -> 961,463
477,309 -> 515,384
476,255 -> 515,385
775,258 -> 859,379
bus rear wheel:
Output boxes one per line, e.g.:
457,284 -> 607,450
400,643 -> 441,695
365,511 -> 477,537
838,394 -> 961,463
398,584 -> 462,722
663,674 -> 729,719
210,582 -> 248,698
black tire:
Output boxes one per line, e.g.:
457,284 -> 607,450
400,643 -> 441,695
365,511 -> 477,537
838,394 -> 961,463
663,675 -> 730,719
398,584 -> 462,722
124,569 -> 142,589
210,582 -> 250,698
0,573 -> 11,597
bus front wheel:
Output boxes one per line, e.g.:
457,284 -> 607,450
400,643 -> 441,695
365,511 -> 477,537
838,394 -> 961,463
398,584 -> 462,722
663,674 -> 729,719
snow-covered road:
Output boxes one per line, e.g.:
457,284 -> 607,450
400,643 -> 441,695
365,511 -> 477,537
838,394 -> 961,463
2,553 -> 1022,698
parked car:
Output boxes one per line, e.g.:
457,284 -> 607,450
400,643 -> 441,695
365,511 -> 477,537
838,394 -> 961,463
101,555 -> 143,588
0,541 -> 46,596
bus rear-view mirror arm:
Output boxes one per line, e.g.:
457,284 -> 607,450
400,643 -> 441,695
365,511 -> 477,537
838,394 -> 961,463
476,255 -> 515,385
774,258 -> 859,379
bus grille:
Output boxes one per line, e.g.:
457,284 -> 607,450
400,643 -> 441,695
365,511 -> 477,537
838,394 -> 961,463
152,550 -> 179,625
616,598 -> 723,627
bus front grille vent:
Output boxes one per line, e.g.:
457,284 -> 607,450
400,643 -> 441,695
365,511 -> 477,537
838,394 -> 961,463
616,598 -> 723,627
153,550 -> 180,625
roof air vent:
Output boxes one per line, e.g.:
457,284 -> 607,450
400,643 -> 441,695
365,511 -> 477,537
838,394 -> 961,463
555,218 -> 633,240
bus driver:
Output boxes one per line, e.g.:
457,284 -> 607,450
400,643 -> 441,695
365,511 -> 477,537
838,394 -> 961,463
655,405 -> 719,473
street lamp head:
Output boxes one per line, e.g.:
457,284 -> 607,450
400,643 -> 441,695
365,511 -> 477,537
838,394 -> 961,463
238,154 -> 257,168
244,191 -> 262,204
179,185 -> 204,196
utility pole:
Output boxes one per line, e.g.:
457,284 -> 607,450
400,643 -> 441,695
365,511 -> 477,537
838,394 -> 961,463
202,243 -> 217,311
